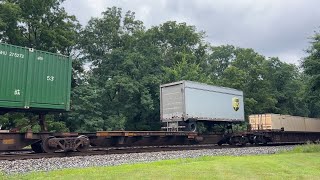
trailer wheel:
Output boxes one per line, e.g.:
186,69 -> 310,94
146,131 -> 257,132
187,121 -> 197,132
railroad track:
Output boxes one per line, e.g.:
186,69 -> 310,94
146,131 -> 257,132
0,143 -> 301,161
0,144 -> 219,161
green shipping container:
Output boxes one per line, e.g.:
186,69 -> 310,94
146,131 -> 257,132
0,43 -> 72,111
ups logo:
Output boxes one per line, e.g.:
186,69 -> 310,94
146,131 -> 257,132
232,97 -> 240,111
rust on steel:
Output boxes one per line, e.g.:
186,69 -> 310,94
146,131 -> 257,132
25,130 -> 33,139
96,131 -> 198,137
2,139 -> 15,145
60,132 -> 79,136
1,130 -> 318,153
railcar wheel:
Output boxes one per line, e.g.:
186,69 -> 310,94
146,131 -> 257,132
228,137 -> 235,145
239,136 -> 248,146
42,136 -> 58,153
261,137 -> 268,145
31,141 -> 44,153
76,135 -> 90,152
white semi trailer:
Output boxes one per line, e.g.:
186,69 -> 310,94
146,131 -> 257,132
160,81 -> 245,131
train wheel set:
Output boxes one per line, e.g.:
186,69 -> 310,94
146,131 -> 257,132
217,130 -> 320,146
0,130 -> 202,153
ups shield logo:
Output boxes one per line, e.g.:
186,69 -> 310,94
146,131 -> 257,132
232,97 -> 240,111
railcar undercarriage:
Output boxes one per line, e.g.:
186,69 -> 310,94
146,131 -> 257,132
0,129 -> 319,153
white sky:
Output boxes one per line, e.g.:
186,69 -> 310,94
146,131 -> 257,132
63,0 -> 320,64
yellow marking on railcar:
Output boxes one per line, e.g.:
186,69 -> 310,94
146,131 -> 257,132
125,132 -> 135,137
96,132 -> 109,137
2,139 -> 15,144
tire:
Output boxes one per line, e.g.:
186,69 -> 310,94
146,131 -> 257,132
187,121 -> 197,132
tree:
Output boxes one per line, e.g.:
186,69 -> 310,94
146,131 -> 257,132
147,21 -> 207,68
206,47 -> 274,116
205,45 -> 235,82
205,45 -> 308,118
0,0 -> 80,54
76,7 -> 211,131
0,0 -> 80,132
163,53 -> 209,83
67,74 -> 105,132
303,31 -> 320,117
77,7 -> 158,131
264,58 -> 308,116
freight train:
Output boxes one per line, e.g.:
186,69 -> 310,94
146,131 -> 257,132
0,42 -> 319,153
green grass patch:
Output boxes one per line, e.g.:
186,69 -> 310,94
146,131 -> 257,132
277,143 -> 320,154
2,151 -> 320,180
283,143 -> 320,153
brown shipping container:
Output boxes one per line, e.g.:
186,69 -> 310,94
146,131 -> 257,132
249,114 -> 273,130
305,118 -> 320,132
249,114 -> 320,132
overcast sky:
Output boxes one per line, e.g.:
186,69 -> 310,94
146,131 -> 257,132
63,0 -> 320,64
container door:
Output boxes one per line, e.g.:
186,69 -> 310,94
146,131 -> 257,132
161,83 -> 184,121
28,51 -> 70,110
0,44 -> 29,108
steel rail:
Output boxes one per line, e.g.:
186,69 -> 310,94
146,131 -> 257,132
0,143 -> 300,161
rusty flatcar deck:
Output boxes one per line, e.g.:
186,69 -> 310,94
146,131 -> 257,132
0,131 -> 209,152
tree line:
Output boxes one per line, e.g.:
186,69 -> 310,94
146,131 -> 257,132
0,1 -> 319,132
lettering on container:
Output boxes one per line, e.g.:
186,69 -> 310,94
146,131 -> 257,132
0,50 -> 24,59
14,89 -> 21,96
0,50 -> 8,55
37,56 -> 44,60
47,76 -> 55,81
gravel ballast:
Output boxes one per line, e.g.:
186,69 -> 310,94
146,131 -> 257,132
0,146 -> 295,174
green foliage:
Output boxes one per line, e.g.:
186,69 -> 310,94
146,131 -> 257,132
0,0 -> 84,88
162,55 -> 209,83
0,113 -> 68,133
0,0 -> 80,132
71,6 -> 315,131
303,32 -> 320,117
67,78 -> 104,132
74,7 -> 209,131
0,113 -> 9,129
205,46 -> 309,119
46,115 -> 69,133
303,33 -> 320,88
1,3 -> 318,132
0,0 -> 80,54
195,122 -> 206,134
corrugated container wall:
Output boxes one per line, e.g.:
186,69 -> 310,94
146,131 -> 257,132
249,114 -> 320,132
0,43 -> 72,111
160,81 -> 245,122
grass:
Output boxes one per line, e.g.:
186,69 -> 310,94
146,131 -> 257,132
2,144 -> 320,180
283,143 -> 320,153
